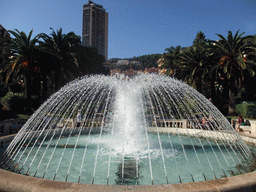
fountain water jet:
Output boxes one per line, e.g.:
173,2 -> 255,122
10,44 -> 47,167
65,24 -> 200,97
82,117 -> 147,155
0,74 -> 255,186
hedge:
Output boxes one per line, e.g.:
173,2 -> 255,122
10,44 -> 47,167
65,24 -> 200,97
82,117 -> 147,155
235,102 -> 256,118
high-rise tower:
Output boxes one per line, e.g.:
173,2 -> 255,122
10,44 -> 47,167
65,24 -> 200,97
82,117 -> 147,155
82,1 -> 108,60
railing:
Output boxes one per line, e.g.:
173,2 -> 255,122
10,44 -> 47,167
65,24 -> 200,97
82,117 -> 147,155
152,119 -> 194,128
54,117 -> 255,133
152,119 -> 219,130
57,117 -> 104,128
0,119 -> 27,135
153,120 -> 177,128
61,118 -> 201,129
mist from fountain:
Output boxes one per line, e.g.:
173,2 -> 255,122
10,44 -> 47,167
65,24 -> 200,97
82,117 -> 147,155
0,74 -> 255,185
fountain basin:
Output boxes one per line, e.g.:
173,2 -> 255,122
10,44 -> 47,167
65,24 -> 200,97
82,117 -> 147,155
1,127 -> 255,185
1,133 -> 256,192
1,74 -> 256,191
5,131 -> 250,185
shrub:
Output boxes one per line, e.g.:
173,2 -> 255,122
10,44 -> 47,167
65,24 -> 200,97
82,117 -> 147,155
0,85 -> 8,97
1,92 -> 28,113
235,102 -> 256,118
0,110 -> 15,120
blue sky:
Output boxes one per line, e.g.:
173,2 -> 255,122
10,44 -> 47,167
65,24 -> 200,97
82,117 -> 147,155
1,0 -> 256,59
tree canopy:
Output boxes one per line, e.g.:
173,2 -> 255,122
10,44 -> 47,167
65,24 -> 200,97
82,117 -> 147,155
0,28 -> 108,110
161,30 -> 256,115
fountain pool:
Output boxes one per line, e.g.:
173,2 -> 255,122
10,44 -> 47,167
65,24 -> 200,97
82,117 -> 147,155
0,74 -> 255,188
7,133 -> 255,185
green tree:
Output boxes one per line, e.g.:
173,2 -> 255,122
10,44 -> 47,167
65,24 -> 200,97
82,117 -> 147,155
178,46 -> 210,93
40,28 -> 80,91
34,49 -> 56,99
211,30 -> 256,114
72,44 -> 107,75
0,29 -> 42,109
161,46 -> 182,76
132,54 -> 161,69
174,32 -> 212,94
192,31 -> 206,47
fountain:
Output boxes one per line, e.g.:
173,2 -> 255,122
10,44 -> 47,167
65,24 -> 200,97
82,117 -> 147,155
0,74 -> 256,191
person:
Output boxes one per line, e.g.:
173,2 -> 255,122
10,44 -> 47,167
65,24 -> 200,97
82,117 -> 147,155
202,116 -> 208,125
208,114 -> 215,130
208,114 -> 214,122
76,110 -> 82,127
235,115 -> 244,132
201,116 -> 209,130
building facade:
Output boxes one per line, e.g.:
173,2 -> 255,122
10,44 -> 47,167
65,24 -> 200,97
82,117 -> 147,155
82,1 -> 108,60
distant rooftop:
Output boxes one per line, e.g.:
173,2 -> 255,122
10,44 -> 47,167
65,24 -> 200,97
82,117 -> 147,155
87,0 -> 103,8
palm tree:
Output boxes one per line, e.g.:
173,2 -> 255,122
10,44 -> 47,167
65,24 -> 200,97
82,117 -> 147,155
193,31 -> 219,102
40,28 -> 80,91
0,29 -> 42,109
193,31 -> 206,47
34,48 -> 56,100
162,46 -> 182,76
178,45 -> 211,93
211,30 -> 256,114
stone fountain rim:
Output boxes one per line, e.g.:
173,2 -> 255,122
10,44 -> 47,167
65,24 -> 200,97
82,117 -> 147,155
1,133 -> 256,192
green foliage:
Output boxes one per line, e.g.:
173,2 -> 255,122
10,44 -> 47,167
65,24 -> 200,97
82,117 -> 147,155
1,92 -> 28,113
72,44 -> 108,75
162,46 -> 183,76
0,84 -> 8,97
161,30 -> 256,114
16,113 -> 31,120
235,87 -> 255,102
111,54 -> 161,71
40,28 -> 81,91
133,54 -> 161,69
212,30 -> 256,81
235,102 -> 256,118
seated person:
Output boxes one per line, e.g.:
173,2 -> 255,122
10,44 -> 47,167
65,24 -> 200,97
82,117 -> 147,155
202,116 -> 209,130
76,110 -> 82,127
202,116 -> 208,125
235,115 -> 244,132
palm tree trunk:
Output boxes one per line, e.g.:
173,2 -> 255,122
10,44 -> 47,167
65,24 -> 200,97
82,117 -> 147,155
54,61 -> 61,92
228,89 -> 236,115
210,77 -> 216,104
54,72 -> 60,92
195,77 -> 202,93
25,71 -> 32,111
228,78 -> 237,115
42,73 -> 48,100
